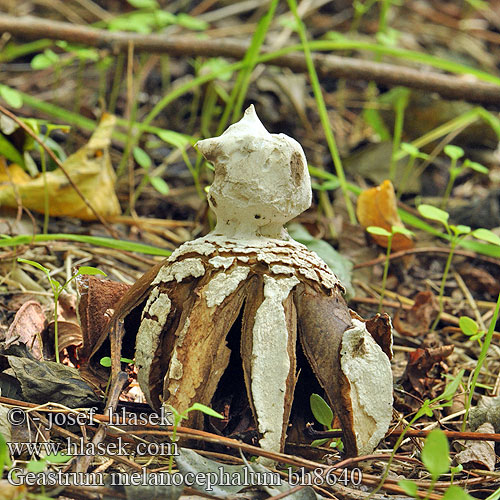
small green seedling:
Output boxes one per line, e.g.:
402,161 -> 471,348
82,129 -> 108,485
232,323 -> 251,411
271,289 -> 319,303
370,369 -> 464,498
166,403 -> 223,473
309,393 -> 343,451
133,146 -> 170,196
99,356 -> 135,367
462,292 -> 500,432
459,316 -> 485,346
441,145 -> 488,209
100,356 -> 135,396
25,452 -> 72,495
417,204 -> 500,330
366,225 -> 414,312
17,259 -> 106,363
399,429 -> 474,500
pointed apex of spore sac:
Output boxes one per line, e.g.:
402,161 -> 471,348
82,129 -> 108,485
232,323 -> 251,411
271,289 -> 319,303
196,105 -> 312,240
225,104 -> 270,137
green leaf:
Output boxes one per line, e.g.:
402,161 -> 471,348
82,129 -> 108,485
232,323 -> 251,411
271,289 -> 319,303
0,133 -> 24,166
31,49 -> 59,70
176,13 -> 208,31
363,107 -> 391,141
459,316 -> 478,337
415,400 -> 433,419
153,10 -> 177,27
400,142 -> 419,157
188,403 -> 223,419
0,431 -> 12,471
120,357 -> 134,364
198,58 -> 234,81
437,369 -> 464,402
470,333 -> 484,342
421,429 -> 450,480
366,226 -> 392,237
0,85 -> 23,109
311,438 -> 329,447
466,160 -> 489,174
127,0 -> 158,8
149,175 -> 170,195
50,278 -> 62,294
76,266 -> 107,277
417,204 -> 449,225
99,357 -> 112,367
310,393 -> 333,427
312,178 -> 340,191
398,479 -> 418,497
17,258 -> 50,275
157,129 -> 193,149
450,464 -> 463,475
453,225 -> 471,236
391,226 -> 414,237
442,485 -> 475,500
46,452 -> 71,463
473,228 -> 500,247
27,459 -> 47,473
133,147 -> 152,169
107,14 -> 154,33
444,145 -> 464,160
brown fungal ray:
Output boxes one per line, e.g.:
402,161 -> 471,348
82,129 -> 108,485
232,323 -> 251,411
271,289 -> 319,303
138,277 -> 198,409
294,283 -> 359,456
158,274 -> 252,429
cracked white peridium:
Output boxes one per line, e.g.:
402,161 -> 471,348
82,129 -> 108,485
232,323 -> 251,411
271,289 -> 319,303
164,318 -> 191,400
196,105 -> 311,240
340,318 -> 393,456
135,287 -> 172,406
204,266 -> 250,308
251,275 -> 299,454
208,256 -> 235,269
152,258 -> 205,285
270,264 -> 294,275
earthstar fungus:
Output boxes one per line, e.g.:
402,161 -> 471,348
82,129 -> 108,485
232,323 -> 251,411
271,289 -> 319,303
108,106 -> 394,457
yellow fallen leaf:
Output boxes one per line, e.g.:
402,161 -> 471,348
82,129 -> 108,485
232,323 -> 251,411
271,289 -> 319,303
0,113 -> 120,220
356,179 -> 413,252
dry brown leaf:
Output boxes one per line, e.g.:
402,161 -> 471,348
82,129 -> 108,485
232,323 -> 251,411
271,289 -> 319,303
455,422 -> 496,471
0,114 -> 120,220
404,345 -> 454,396
76,275 -> 130,361
6,300 -> 45,360
356,179 -> 414,252
46,321 -> 82,354
394,291 -> 439,337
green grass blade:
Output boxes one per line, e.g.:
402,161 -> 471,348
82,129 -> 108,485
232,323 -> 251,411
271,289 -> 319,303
287,0 -> 356,224
0,233 -> 171,256
217,0 -> 279,133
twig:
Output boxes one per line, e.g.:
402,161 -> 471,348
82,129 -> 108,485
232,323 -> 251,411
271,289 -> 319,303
0,104 -> 119,238
307,426 -> 500,442
2,15 -> 500,105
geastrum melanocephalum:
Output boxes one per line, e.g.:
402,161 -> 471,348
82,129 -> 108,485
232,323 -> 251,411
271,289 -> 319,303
98,105 -> 394,458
